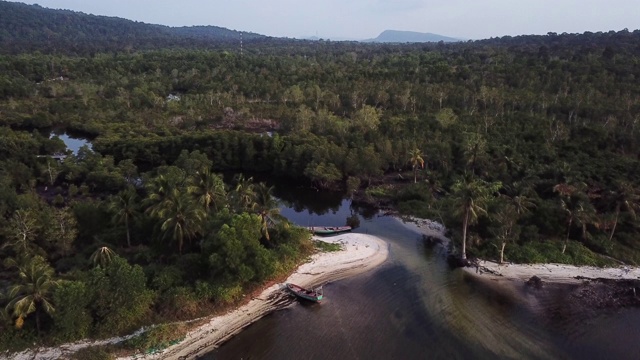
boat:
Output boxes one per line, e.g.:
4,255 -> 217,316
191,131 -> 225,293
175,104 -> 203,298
308,226 -> 352,235
285,283 -> 323,302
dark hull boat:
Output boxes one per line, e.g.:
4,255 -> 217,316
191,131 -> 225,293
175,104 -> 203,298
308,226 -> 352,235
285,283 -> 323,302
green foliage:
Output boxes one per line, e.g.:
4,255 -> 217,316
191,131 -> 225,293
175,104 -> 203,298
87,256 -> 155,336
70,346 -> 115,360
314,240 -> 342,252
52,280 -> 92,342
122,323 -> 187,354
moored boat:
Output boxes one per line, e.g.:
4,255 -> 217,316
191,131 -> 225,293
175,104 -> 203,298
308,226 -> 352,235
285,283 -> 323,302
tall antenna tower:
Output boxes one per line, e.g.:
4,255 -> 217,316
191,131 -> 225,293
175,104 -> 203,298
240,32 -> 243,56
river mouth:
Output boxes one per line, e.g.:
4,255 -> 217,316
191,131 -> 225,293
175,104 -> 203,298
200,196 -> 640,360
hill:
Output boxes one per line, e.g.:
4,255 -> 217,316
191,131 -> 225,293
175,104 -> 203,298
0,1 -> 266,54
365,30 -> 462,43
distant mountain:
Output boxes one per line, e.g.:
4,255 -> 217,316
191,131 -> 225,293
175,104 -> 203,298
0,1 -> 267,54
365,30 -> 462,43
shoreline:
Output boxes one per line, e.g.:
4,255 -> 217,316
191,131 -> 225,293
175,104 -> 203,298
391,214 -> 640,285
462,259 -> 640,284
121,232 -> 388,360
4,233 -> 388,360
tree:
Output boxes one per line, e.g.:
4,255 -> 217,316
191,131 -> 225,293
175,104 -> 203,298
88,256 -> 155,335
253,183 -> 285,241
108,186 -> 139,247
352,105 -> 381,131
89,246 -> 117,268
5,256 -> 58,335
44,207 -> 78,257
188,168 -> 226,213
154,188 -> 206,254
491,194 -> 535,264
606,181 -> 639,242
408,148 -> 424,183
554,183 -> 595,254
231,174 -> 256,212
4,209 -> 41,255
451,176 -> 502,260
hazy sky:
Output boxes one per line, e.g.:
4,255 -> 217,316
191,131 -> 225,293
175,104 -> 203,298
11,0 -> 640,40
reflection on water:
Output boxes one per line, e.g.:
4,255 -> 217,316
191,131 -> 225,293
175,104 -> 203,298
206,192 -> 640,359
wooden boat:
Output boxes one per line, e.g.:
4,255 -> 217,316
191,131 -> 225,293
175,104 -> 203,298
308,226 -> 352,235
285,283 -> 323,302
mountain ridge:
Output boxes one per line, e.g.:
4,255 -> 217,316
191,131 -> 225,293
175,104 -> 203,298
364,30 -> 463,43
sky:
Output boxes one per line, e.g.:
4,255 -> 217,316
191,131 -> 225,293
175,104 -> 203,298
10,0 -> 640,40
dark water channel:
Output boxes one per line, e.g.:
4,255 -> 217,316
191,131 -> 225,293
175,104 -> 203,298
203,188 -> 640,360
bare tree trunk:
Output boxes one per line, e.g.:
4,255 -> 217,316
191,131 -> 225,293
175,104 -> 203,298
125,215 -> 131,247
500,241 -> 506,264
608,208 -> 620,242
461,207 -> 469,260
562,218 -> 572,254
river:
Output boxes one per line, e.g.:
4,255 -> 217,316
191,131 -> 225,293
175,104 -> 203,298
200,188 -> 640,360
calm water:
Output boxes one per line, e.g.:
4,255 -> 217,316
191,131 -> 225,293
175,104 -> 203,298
205,194 -> 640,359
50,132 -> 92,154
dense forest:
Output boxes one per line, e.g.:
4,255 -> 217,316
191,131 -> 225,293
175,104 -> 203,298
1,1 -> 640,355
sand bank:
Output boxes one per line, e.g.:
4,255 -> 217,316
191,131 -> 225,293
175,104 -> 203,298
463,260 -> 640,284
391,215 -> 640,285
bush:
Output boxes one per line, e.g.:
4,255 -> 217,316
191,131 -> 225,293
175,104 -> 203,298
122,323 -> 187,354
70,346 -> 115,360
53,281 -> 92,343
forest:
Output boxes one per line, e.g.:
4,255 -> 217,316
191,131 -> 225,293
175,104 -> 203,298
1,1 -> 640,353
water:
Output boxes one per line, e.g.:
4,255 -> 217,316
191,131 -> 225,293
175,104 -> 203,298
50,132 -> 92,155
204,197 -> 640,360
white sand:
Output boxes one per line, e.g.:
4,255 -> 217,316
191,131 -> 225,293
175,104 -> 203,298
3,233 -> 388,360
391,215 -> 640,285
464,260 -> 640,284
130,233 -> 388,360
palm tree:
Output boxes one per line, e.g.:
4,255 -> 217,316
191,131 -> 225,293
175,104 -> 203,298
5,256 -> 57,335
108,186 -> 139,247
606,181 -> 639,242
232,174 -> 256,212
451,176 -> 502,260
188,168 -> 226,213
492,193 -> 535,264
554,183 -> 594,254
253,183 -> 285,241
90,246 -> 117,268
408,148 -> 424,183
154,189 -> 206,254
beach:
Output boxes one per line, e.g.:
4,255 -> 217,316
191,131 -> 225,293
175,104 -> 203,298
132,232 -> 388,360
4,232 -> 388,360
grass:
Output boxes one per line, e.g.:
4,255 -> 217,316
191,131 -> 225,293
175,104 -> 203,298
314,240 -> 342,252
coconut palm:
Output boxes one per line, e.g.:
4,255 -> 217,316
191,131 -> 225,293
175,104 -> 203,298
108,186 -> 139,247
408,148 -> 424,183
554,183 -> 594,254
90,246 -> 117,268
492,193 -> 535,264
188,168 -> 226,213
451,176 -> 502,260
154,189 -> 206,254
606,181 -> 639,242
253,183 -> 285,241
5,256 -> 57,335
232,174 -> 256,212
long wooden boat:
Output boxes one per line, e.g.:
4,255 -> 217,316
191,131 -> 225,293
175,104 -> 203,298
308,226 -> 352,235
285,283 -> 323,302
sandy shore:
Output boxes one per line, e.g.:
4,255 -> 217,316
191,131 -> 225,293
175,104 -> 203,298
4,233 -> 387,360
391,215 -> 640,285
463,260 -> 640,284
132,232 -> 388,360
